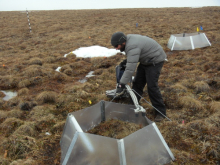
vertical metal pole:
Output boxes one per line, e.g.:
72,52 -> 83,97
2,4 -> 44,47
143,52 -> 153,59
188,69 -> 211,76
100,101 -> 105,122
117,139 -> 127,165
26,9 -> 32,33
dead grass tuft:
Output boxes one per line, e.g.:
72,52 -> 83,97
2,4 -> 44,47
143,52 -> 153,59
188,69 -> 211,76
17,88 -> 29,96
35,113 -> 56,131
52,72 -> 71,82
7,108 -> 24,118
75,90 -> 90,99
45,56 -> 57,63
29,58 -> 43,66
1,135 -> 36,160
91,57 -> 105,67
0,76 -> 20,89
36,91 -> 57,104
209,101 -> 220,113
63,68 -> 73,76
0,110 -> 8,123
22,65 -> 43,78
193,81 -> 210,93
64,82 -> 83,93
178,96 -> 203,110
0,118 -> 24,136
7,97 -> 21,108
9,158 -> 38,165
50,121 -> 66,133
169,83 -> 188,93
18,79 -> 31,88
66,52 -> 76,59
28,105 -> 55,121
13,122 -> 37,137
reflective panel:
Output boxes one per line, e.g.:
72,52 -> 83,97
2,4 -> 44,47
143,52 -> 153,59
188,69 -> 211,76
193,33 -> 211,48
60,115 -> 77,164
60,101 -> 174,165
70,102 -> 102,132
66,132 -> 120,165
167,32 -> 211,50
124,124 -> 173,165
104,101 -> 151,126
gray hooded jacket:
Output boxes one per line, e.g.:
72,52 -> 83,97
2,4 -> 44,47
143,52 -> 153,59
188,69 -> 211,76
120,34 -> 167,84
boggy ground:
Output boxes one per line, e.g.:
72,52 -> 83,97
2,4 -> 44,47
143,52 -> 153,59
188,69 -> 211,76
0,7 -> 220,165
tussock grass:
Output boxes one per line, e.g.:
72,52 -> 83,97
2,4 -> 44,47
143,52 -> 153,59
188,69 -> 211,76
13,122 -> 37,137
9,158 -> 38,165
65,52 -> 77,59
193,81 -> 210,93
50,121 -> 66,133
209,101 -> 220,113
7,97 -> 21,108
83,82 -> 98,93
178,96 -> 203,110
17,88 -> 29,96
36,91 -> 57,104
1,135 -> 36,160
0,118 -> 24,136
18,79 -> 31,88
0,110 -> 7,123
169,83 -> 188,93
43,63 -> 59,70
7,108 -> 24,119
52,72 -> 71,82
0,76 -> 20,89
45,56 -> 57,63
64,82 -> 83,93
35,113 -> 56,131
28,105 -> 55,121
29,57 -> 43,66
22,65 -> 43,78
0,99 -> 6,109
63,68 -> 73,76
91,57 -> 106,67
75,90 -> 91,99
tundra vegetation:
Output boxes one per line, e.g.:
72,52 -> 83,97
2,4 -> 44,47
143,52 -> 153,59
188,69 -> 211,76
0,7 -> 220,165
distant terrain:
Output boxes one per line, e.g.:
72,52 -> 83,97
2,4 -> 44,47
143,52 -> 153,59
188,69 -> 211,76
0,7 -> 219,165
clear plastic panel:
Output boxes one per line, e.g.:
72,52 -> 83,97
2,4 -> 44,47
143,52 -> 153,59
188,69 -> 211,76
66,132 -> 120,165
192,33 -> 211,48
124,124 -> 172,165
173,36 -> 192,50
60,115 -> 77,164
104,101 -> 150,126
60,101 -> 174,165
167,35 -> 175,49
168,33 -> 211,50
70,102 -> 102,132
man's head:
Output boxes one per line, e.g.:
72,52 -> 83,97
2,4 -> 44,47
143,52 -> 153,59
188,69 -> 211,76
111,32 -> 126,52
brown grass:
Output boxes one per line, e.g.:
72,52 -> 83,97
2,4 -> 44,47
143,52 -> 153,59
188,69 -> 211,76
36,91 -> 57,104
0,7 -> 220,165
178,96 -> 203,110
193,81 -> 210,93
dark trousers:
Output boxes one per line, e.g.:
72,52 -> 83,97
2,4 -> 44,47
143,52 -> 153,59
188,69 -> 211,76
132,62 -> 166,116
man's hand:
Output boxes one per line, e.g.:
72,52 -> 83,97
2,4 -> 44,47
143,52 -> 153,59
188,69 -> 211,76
116,83 -> 126,97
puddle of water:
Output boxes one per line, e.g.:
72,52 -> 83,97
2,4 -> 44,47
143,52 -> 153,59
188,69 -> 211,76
1,90 -> 17,101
